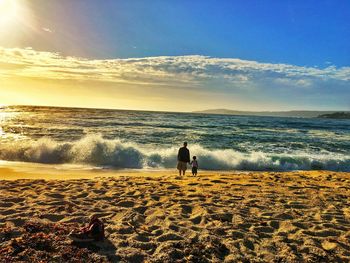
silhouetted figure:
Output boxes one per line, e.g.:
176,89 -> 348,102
191,156 -> 198,176
177,142 -> 190,176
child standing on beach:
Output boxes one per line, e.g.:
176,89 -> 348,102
190,156 -> 199,176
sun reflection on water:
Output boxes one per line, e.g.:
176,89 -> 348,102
0,107 -> 23,141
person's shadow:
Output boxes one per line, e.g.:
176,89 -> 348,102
72,238 -> 118,261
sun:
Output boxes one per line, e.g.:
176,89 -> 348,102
0,0 -> 19,28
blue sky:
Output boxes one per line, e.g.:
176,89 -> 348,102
0,0 -> 349,111
17,0 -> 349,66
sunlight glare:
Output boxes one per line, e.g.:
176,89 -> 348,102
0,0 -> 19,27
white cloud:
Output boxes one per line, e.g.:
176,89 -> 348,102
42,27 -> 53,33
0,46 -> 349,93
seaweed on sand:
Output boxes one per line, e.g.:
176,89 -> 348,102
0,220 -> 113,263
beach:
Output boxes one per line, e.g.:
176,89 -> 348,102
1,164 -> 350,262
1,0 -> 349,261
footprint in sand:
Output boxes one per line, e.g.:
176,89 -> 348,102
275,212 -> 294,220
285,201 -> 308,209
4,197 -> 25,203
252,226 -> 275,234
269,220 -> 280,229
292,221 -> 309,229
189,206 -> 208,225
304,229 -> 341,237
133,234 -> 150,242
76,192 -> 89,198
322,223 -> 348,231
243,239 -> 255,250
40,214 -> 65,222
231,230 -> 245,239
45,193 -> 65,199
151,229 -> 163,237
150,195 -> 160,201
116,200 -> 135,208
0,202 -> 15,208
7,217 -> 26,227
133,206 -> 147,214
211,213 -> 233,223
210,179 -> 226,184
190,215 -> 202,224
156,233 -> 184,242
2,209 -> 17,215
219,174 -> 233,179
167,185 -> 180,190
116,225 -> 134,234
181,205 -> 192,214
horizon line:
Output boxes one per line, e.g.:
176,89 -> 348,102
2,104 -> 349,114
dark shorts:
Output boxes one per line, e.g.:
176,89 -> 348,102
192,167 -> 198,174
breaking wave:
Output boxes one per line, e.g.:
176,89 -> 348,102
0,135 -> 349,172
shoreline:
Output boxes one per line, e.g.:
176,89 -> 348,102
0,161 -> 248,180
0,160 -> 347,181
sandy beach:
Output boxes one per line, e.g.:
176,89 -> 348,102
1,165 -> 350,262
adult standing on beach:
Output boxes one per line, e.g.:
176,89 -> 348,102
177,142 -> 190,176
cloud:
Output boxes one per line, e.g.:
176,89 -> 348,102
42,27 -> 53,33
1,47 -> 349,82
0,46 -> 349,109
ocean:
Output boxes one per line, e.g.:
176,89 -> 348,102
0,105 -> 349,171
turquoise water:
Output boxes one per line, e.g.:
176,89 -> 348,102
0,105 -> 349,171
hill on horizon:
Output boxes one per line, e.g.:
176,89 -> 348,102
193,109 -> 350,118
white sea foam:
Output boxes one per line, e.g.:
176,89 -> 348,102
0,135 -> 349,171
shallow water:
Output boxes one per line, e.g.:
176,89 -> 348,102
0,105 -> 349,171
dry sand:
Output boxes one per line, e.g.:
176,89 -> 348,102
1,165 -> 350,262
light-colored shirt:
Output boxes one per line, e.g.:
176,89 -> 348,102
191,160 -> 198,168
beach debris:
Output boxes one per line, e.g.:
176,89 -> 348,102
0,220 -> 110,263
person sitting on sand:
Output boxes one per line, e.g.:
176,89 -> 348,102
177,142 -> 190,176
69,214 -> 105,242
190,156 -> 198,176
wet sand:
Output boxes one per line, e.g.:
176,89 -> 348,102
1,165 -> 350,262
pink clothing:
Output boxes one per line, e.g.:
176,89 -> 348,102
191,160 -> 198,168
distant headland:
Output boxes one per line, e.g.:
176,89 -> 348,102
193,109 -> 350,118
317,112 -> 350,119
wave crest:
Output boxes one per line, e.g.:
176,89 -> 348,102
0,135 -> 349,171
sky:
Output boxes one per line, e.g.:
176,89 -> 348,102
0,0 -> 349,111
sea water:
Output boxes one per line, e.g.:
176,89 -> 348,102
0,105 -> 349,171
